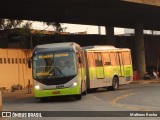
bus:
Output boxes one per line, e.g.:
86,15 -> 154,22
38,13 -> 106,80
83,45 -> 133,91
32,42 -> 133,101
32,42 -> 87,101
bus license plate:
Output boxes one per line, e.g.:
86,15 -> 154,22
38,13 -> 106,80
52,91 -> 60,94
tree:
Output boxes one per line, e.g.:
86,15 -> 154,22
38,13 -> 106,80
18,22 -> 32,36
44,22 -> 67,32
0,19 -> 67,33
0,19 -> 23,30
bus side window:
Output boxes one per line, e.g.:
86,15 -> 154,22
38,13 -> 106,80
123,51 -> 131,65
102,52 -> 111,66
87,52 -> 95,67
94,52 -> 103,67
116,52 -> 124,66
110,52 -> 117,66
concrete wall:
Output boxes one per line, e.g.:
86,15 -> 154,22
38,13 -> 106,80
0,49 -> 32,90
0,91 -> 2,111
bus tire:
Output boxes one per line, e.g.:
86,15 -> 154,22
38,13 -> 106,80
112,77 -> 119,90
75,94 -> 82,100
108,77 -> 119,91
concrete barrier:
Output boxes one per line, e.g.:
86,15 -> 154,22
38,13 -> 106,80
0,91 -> 2,111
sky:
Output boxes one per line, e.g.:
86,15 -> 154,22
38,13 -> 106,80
24,20 -> 125,35
18,20 -> 160,35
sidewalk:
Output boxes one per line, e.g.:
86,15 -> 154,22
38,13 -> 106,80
1,87 -> 33,99
130,79 -> 160,84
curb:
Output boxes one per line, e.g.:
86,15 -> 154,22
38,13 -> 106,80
130,80 -> 160,84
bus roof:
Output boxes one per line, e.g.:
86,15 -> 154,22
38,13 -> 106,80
35,42 -> 80,49
82,45 -> 130,51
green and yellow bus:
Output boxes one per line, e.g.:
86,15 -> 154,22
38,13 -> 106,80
32,42 -> 87,101
83,45 -> 133,91
32,42 -> 133,101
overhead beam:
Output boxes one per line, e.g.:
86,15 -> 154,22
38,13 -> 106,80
1,0 -> 160,30
124,0 -> 160,6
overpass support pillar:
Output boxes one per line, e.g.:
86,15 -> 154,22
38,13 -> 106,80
105,26 -> 116,46
134,24 -> 146,79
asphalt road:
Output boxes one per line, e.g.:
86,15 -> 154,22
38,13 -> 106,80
1,83 -> 160,120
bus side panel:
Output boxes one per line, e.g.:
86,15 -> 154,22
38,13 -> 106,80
122,51 -> 133,84
88,67 -> 97,88
84,48 -> 133,88
103,66 -> 115,86
87,52 -> 110,88
86,52 -> 99,89
102,52 -> 113,87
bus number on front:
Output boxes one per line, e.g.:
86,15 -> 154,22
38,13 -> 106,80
56,84 -> 64,88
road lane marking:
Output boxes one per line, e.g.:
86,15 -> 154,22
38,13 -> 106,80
110,93 -> 153,111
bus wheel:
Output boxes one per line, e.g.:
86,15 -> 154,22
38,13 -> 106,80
108,77 -> 119,91
112,77 -> 119,90
75,94 -> 82,100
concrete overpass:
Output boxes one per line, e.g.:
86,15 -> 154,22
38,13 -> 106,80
124,0 -> 160,6
0,0 -> 160,30
1,0 -> 160,78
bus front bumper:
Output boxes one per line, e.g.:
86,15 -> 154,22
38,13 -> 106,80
34,86 -> 80,98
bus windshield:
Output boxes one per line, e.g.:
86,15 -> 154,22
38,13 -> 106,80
33,52 -> 77,79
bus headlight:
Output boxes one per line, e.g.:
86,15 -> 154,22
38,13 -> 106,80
70,82 -> 78,88
35,85 -> 40,90
73,82 -> 77,86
